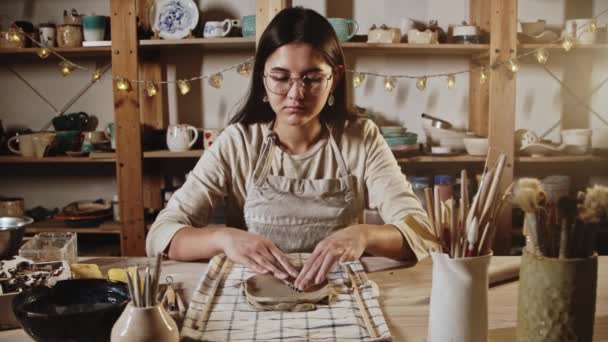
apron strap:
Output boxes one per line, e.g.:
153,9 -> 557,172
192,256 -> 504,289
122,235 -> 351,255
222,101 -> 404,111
327,127 -> 350,178
251,132 -> 277,187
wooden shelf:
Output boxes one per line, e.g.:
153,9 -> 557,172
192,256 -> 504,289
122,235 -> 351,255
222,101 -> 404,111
140,37 -> 255,50
517,155 -> 608,163
396,154 -> 608,164
341,43 -> 489,55
143,150 -> 204,158
0,155 -> 116,163
0,46 -> 111,58
26,219 -> 121,235
519,43 -> 608,52
397,155 -> 486,163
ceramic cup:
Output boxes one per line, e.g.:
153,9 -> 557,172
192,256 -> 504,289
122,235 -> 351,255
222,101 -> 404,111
565,18 -> 597,44
242,15 -> 255,37
38,24 -> 56,47
203,129 -> 221,149
82,15 -> 106,41
167,124 -> 198,152
327,18 -> 358,42
8,132 -> 56,158
57,24 -> 83,48
203,19 -> 233,38
520,20 -> 546,36
106,123 -> 116,149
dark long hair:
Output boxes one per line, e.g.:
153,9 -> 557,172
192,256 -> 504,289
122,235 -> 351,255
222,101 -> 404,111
229,7 -> 356,129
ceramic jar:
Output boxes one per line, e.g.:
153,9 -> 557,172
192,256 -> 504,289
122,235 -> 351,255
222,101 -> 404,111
166,124 -> 198,152
57,24 -> 83,48
111,303 -> 179,342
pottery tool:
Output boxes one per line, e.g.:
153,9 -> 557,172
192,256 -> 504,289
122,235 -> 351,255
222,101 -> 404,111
466,216 -> 479,257
133,268 -> 142,307
513,179 -> 545,256
342,265 -> 379,339
126,272 -> 136,306
144,266 -> 151,307
151,253 -> 162,305
195,257 -> 233,330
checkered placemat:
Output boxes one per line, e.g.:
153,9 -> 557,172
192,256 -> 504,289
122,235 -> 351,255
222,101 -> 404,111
181,253 -> 392,341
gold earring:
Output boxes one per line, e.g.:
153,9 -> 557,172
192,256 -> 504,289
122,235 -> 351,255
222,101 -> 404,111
327,94 -> 335,106
262,95 -> 268,102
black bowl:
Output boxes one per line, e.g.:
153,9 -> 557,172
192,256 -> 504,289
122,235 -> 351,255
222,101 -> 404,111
12,279 -> 130,342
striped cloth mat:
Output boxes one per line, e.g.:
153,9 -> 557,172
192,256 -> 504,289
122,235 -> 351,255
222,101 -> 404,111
181,253 -> 392,341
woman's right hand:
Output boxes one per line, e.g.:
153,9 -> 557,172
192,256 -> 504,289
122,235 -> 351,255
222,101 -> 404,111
217,228 -> 299,280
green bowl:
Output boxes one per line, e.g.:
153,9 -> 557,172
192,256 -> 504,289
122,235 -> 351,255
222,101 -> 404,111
385,133 -> 417,147
380,126 -> 406,135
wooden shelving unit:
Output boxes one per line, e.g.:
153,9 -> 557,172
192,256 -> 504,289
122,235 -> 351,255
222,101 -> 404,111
26,219 -> 121,235
140,37 -> 255,50
0,46 -> 111,58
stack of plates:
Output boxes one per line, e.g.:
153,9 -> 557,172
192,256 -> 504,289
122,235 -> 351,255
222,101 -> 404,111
380,126 -> 419,154
54,200 -> 112,227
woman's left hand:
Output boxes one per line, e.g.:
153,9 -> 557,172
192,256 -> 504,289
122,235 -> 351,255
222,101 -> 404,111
294,225 -> 368,291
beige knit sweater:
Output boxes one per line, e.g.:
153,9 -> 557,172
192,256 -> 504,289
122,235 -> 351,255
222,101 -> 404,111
146,118 -> 437,260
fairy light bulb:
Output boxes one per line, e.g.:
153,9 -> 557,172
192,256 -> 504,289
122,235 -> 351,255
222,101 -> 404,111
37,48 -> 50,59
416,77 -> 427,91
177,79 -> 191,95
447,74 -> 456,89
384,76 -> 396,92
589,22 -> 597,33
507,59 -> 519,74
236,62 -> 253,76
562,36 -> 574,52
145,81 -> 158,97
59,61 -> 74,76
352,72 -> 365,88
115,77 -> 130,91
480,67 -> 488,84
8,29 -> 21,43
535,48 -> 549,64
208,73 -> 223,89
92,69 -> 102,81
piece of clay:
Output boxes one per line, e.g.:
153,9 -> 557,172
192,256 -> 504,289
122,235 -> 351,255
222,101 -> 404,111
242,274 -> 333,312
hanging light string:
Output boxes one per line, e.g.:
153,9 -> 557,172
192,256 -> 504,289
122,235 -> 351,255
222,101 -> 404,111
3,5 -> 608,95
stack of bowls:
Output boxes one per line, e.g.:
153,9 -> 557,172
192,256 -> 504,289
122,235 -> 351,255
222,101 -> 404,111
380,126 -> 418,154
561,129 -> 592,155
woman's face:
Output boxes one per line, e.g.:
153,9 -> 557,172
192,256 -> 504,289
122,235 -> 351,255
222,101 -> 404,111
263,42 -> 336,128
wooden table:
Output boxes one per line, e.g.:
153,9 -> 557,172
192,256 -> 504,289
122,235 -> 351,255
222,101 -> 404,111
1,256 -> 606,341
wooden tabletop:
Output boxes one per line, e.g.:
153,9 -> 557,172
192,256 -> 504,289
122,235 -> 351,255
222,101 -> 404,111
1,256 -> 606,341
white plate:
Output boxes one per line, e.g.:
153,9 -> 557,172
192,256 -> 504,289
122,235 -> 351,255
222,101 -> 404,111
152,0 -> 199,39
519,143 -> 565,157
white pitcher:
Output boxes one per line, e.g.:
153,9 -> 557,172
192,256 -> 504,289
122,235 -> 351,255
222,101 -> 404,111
166,124 -> 198,152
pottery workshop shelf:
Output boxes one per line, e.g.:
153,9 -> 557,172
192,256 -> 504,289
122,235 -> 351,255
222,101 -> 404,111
0,156 -> 116,163
26,219 -> 121,235
341,43 -> 490,55
139,37 -> 256,51
143,150 -> 204,158
0,46 -> 112,59
396,155 -> 608,164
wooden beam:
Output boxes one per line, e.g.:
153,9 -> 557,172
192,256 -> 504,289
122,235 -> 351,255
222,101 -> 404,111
489,0 -> 517,255
111,0 -> 146,256
255,0 -> 291,45
469,0 -> 490,137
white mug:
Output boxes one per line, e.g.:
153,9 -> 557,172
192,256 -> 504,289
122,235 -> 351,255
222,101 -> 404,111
203,19 -> 232,38
38,26 -> 56,47
166,124 -> 198,152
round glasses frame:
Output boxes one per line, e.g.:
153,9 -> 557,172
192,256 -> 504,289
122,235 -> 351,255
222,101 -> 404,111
263,72 -> 333,96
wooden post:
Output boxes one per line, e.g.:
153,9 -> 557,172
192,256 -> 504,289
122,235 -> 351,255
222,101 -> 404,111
489,0 -> 517,255
469,0 -> 490,137
255,0 -> 291,45
111,0 -> 146,256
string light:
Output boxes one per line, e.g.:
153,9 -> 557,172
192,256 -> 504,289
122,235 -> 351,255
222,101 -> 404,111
92,69 -> 103,81
8,29 -> 21,43
236,62 -> 253,76
59,61 -> 74,76
480,67 -> 488,84
115,77 -> 130,91
352,72 -> 365,88
589,22 -> 597,33
37,48 -> 50,59
507,59 -> 519,74
416,77 -> 427,91
447,74 -> 456,89
535,48 -> 549,64
145,81 -> 158,97
177,79 -> 191,95
562,36 -> 574,52
209,73 -> 223,89
384,76 -> 396,92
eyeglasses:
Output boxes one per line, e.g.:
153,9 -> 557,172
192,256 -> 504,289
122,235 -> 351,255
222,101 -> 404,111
263,71 -> 333,96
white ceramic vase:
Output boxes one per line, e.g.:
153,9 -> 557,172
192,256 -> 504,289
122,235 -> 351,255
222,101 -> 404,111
111,303 -> 179,342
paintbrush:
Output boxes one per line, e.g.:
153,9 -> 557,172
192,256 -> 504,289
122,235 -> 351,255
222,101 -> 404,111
126,272 -> 136,307
151,254 -> 162,305
133,268 -> 141,308
466,216 -> 479,257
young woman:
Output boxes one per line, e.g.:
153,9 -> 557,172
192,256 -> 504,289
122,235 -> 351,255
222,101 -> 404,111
147,7 -> 437,290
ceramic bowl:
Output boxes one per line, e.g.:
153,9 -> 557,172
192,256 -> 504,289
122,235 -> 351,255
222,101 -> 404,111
520,20 -> 546,36
463,137 -> 489,156
562,129 -> 591,154
12,279 -> 129,342
423,124 -> 467,145
592,127 -> 608,150
380,126 -> 406,136
439,137 -> 465,151
0,216 -> 32,260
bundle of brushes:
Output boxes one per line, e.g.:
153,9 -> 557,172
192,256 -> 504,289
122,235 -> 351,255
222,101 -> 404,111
415,152 -> 512,258
125,254 -> 163,307
513,179 -> 607,259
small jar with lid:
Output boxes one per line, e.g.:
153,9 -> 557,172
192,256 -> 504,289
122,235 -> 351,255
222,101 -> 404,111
410,176 -> 431,210
434,175 -> 454,203
453,25 -> 481,44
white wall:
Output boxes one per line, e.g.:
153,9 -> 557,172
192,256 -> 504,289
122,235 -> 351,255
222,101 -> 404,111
1,0 -> 608,209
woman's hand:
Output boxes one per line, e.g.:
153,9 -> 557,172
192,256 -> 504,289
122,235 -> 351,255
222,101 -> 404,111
294,225 -> 368,291
217,228 -> 299,280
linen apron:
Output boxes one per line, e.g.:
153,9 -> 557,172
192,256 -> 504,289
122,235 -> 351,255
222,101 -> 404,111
243,128 -> 361,253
